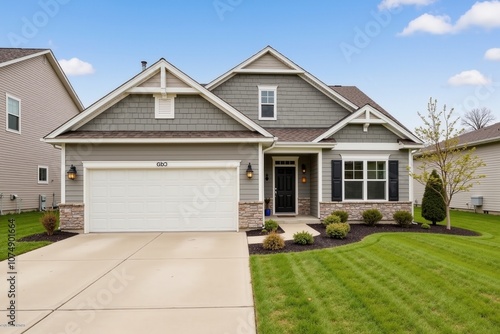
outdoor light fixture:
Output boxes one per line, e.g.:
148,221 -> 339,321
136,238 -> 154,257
302,176 -> 307,183
302,164 -> 306,174
246,163 -> 254,179
67,165 -> 77,180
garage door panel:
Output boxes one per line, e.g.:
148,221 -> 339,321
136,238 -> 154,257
88,167 -> 237,232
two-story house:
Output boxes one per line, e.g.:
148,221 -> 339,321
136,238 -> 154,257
44,46 -> 423,232
1,48 -> 83,214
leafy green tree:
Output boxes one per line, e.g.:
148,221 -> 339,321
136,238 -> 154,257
411,98 -> 486,230
421,170 -> 446,225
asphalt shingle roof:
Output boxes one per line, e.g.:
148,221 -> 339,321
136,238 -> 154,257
457,122 -> 500,145
266,128 -> 329,142
0,48 -> 47,64
56,130 -> 265,139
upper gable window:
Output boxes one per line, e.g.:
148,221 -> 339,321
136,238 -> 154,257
154,94 -> 176,119
6,94 -> 21,133
258,86 -> 277,120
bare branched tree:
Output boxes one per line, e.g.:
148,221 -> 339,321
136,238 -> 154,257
461,107 -> 496,131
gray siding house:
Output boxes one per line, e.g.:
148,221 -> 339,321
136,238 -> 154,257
414,122 -> 500,214
44,47 -> 423,232
0,48 -> 83,214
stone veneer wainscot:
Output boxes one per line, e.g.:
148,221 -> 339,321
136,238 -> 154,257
320,202 -> 413,221
239,201 -> 263,229
59,203 -> 84,230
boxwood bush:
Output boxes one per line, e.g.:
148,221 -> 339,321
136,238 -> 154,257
393,210 -> 413,228
264,219 -> 278,232
293,231 -> 314,245
362,209 -> 383,226
322,214 -> 341,226
331,210 -> 349,223
263,232 -> 285,250
326,223 -> 350,239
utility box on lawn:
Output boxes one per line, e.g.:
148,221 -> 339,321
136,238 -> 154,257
471,196 -> 483,206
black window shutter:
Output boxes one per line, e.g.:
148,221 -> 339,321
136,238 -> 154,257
332,160 -> 342,201
388,160 -> 399,201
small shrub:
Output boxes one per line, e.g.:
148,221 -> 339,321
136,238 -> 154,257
393,211 -> 413,228
326,223 -> 350,239
331,210 -> 349,223
264,219 -> 278,232
421,223 -> 431,229
362,209 -> 383,226
293,231 -> 314,245
322,214 -> 341,226
263,232 -> 285,250
40,211 -> 58,236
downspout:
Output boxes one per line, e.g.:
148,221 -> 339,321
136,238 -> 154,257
263,137 -> 278,154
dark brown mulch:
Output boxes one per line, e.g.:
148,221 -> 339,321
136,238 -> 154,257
246,225 -> 285,237
18,230 -> 79,242
248,223 -> 480,255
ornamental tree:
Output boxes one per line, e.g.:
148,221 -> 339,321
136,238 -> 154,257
421,170 -> 446,225
411,98 -> 486,230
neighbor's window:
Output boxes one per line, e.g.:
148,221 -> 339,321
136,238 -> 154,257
258,86 -> 277,120
38,166 -> 48,184
6,94 -> 21,133
344,160 -> 386,200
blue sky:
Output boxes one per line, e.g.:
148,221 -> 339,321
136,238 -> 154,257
1,0 -> 499,131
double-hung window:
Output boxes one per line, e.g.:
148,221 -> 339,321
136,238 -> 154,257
6,94 -> 21,133
258,86 -> 277,120
344,160 -> 387,200
38,166 -> 48,184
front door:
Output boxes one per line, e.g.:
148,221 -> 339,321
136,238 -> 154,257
275,167 -> 295,213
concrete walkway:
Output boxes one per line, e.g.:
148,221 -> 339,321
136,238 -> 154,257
247,223 -> 320,244
1,232 -> 255,334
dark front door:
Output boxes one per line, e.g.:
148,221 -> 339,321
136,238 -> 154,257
275,167 -> 295,213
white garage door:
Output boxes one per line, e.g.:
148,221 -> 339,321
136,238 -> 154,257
87,166 -> 238,232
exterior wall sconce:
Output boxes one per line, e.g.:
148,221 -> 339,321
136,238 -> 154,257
246,163 -> 254,179
301,176 -> 307,183
67,165 -> 77,180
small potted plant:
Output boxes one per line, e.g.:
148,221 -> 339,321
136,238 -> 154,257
264,198 -> 271,216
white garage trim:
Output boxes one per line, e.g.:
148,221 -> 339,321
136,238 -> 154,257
83,160 -> 240,233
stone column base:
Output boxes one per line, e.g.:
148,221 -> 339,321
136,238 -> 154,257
59,203 -> 84,230
298,197 -> 311,215
239,201 -> 263,229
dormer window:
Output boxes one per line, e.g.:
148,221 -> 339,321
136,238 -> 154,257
258,86 -> 277,120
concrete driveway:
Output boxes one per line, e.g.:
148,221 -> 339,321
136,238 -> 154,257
1,232 -> 255,334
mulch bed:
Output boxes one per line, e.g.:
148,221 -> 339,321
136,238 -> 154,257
18,230 -> 79,242
245,225 -> 285,237
248,223 -> 480,255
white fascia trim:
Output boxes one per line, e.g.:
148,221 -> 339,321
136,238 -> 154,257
83,160 -> 241,169
44,137 -> 274,145
334,143 -> 402,151
61,144 -> 66,203
258,143 -> 264,202
399,142 -> 425,149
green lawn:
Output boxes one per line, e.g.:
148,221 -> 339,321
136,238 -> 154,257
0,211 -> 53,261
250,208 -> 500,333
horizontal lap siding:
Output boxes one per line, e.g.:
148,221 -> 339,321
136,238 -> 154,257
79,94 -> 247,132
413,142 -> 500,212
333,124 -> 400,142
212,74 -> 350,128
65,143 -> 259,203
0,55 -> 80,211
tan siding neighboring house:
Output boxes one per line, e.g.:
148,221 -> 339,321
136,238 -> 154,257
413,123 -> 500,214
0,49 -> 82,213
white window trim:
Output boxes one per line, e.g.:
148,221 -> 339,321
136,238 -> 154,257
258,85 -> 277,121
6,93 -> 21,134
38,165 -> 49,184
341,155 -> 389,202
154,94 -> 176,119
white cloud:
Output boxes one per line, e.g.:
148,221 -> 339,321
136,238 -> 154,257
399,1 -> 500,35
455,1 -> 500,31
378,0 -> 436,10
485,48 -> 500,61
398,13 -> 454,36
447,70 -> 491,86
58,58 -> 95,76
